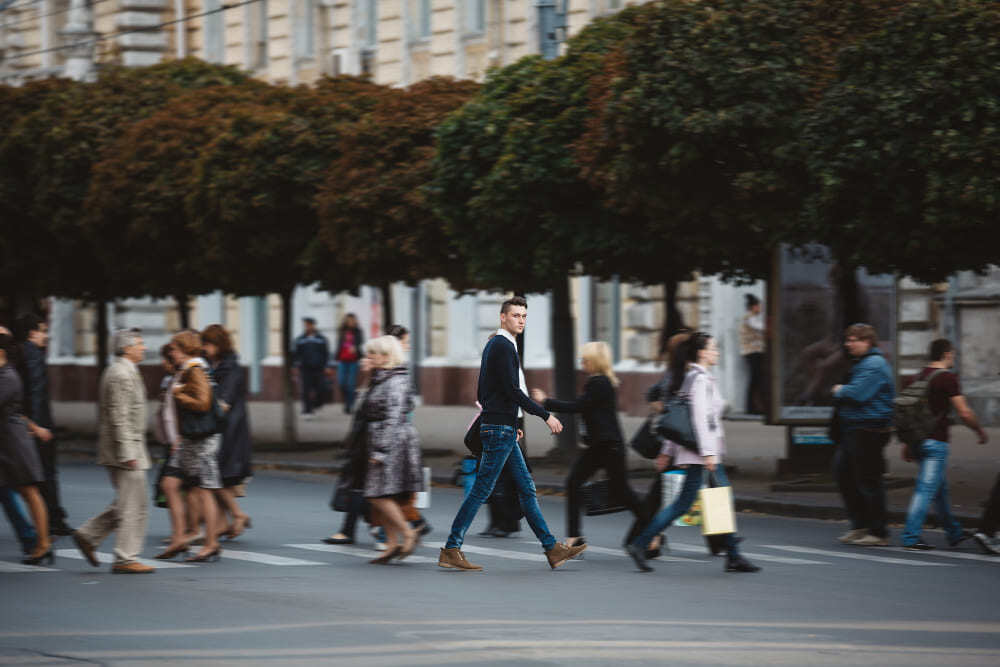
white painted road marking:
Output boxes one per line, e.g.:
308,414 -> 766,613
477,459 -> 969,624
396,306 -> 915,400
220,550 -> 325,566
286,543 -> 436,564
55,549 -> 194,568
667,542 -> 831,565
886,547 -> 1000,564
763,545 -> 955,566
0,561 -> 58,573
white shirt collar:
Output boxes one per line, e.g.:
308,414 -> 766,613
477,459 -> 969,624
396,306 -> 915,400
496,328 -> 517,347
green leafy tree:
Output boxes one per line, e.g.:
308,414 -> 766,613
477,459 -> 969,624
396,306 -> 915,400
802,0 -> 1000,284
315,76 -> 479,326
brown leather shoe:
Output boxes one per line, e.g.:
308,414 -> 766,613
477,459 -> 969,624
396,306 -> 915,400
72,531 -> 100,568
111,562 -> 155,574
438,547 -> 483,571
546,541 -> 587,569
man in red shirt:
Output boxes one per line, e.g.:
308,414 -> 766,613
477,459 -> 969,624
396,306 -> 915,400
900,339 -> 988,550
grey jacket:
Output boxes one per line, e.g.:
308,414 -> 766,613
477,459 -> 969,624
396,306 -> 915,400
363,367 -> 422,498
97,357 -> 150,470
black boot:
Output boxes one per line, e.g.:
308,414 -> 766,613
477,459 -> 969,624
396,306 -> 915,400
725,553 -> 760,573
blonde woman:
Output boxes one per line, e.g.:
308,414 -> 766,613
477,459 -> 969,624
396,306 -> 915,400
532,341 -> 645,547
361,335 -> 422,563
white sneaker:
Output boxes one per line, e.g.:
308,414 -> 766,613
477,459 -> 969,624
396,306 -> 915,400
837,528 -> 868,544
851,534 -> 889,547
374,541 -> 387,552
973,532 -> 1000,555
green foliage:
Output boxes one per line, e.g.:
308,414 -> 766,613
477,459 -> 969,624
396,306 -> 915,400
802,0 -> 1000,282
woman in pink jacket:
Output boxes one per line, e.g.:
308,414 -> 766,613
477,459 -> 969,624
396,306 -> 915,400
625,332 -> 760,574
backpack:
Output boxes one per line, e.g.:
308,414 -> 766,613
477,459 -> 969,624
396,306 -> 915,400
893,368 -> 947,446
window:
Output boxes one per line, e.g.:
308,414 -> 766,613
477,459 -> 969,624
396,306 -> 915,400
362,0 -> 377,48
204,0 -> 225,63
246,0 -> 269,69
408,0 -> 431,41
464,0 -> 485,35
295,0 -> 316,60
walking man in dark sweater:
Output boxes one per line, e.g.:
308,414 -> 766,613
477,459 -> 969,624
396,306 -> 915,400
439,297 -> 587,571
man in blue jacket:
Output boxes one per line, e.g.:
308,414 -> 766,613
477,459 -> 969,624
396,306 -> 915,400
439,296 -> 587,571
832,323 -> 896,547
293,317 -> 329,419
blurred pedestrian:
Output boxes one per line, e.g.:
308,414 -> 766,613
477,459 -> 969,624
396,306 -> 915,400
202,324 -> 253,540
740,294 -> 766,415
168,330 -> 223,563
153,344 -> 194,560
0,331 -> 52,565
532,341 -> 644,548
973,474 -> 1000,555
361,335 -> 422,564
335,314 -> 363,414
899,339 -> 984,550
16,313 -> 72,535
71,329 -> 154,574
831,323 -> 895,547
625,332 -> 759,574
440,297 -> 585,571
294,317 -> 329,419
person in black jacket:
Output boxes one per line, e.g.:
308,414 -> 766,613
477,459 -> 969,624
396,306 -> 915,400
202,325 -> 253,540
532,341 -> 644,546
294,318 -> 330,418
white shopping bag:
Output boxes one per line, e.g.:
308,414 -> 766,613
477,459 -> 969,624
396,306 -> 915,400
699,485 -> 736,535
661,470 -> 686,510
415,467 -> 432,509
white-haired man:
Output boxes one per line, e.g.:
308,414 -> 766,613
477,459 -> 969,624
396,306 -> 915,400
72,328 -> 154,573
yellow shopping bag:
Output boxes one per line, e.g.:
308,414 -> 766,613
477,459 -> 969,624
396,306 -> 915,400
699,485 -> 736,535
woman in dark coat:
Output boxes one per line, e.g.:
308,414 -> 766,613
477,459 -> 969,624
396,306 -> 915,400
362,335 -> 422,563
0,332 -> 52,565
202,324 -> 253,540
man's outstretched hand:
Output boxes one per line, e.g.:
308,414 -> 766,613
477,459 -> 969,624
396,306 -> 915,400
545,415 -> 563,434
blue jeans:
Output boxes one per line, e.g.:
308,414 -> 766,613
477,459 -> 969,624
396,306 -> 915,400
446,423 -> 556,551
0,486 -> 37,551
631,464 -> 739,555
901,439 -> 963,546
338,362 -> 359,412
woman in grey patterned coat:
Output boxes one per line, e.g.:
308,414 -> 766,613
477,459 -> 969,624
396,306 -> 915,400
362,335 -> 422,563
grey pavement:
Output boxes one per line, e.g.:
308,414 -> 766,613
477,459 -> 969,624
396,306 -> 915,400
1,463 -> 999,665
52,401 -> 1000,524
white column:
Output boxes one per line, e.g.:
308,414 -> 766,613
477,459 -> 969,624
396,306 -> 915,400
577,275 -> 593,346
448,291 -> 480,362
195,291 -> 226,329
523,292 -> 552,368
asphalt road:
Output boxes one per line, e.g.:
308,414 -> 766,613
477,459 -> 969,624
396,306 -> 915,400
1,463 -> 999,666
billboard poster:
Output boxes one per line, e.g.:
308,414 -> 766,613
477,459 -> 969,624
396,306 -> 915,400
770,244 -> 896,425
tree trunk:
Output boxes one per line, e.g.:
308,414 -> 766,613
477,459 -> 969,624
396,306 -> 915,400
550,275 -> 578,459
175,293 -> 191,330
95,298 -> 110,380
657,279 -> 687,362
279,288 -> 298,445
380,282 -> 393,331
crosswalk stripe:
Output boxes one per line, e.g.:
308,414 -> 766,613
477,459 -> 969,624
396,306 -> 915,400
0,561 -> 59,573
575,544 -> 692,563
221,550 -> 325,566
667,543 -> 830,565
762,545 -> 956,567
431,543 -> 543,562
286,543 -> 436,564
55,549 -> 193,568
886,548 -> 1000,564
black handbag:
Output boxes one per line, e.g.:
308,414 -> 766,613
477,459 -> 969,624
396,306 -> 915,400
464,414 -> 483,457
630,417 -> 662,459
581,479 -> 627,516
654,395 -> 699,452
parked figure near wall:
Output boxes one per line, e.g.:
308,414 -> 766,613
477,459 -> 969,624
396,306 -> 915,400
202,325 -> 253,541
899,339 -> 985,550
0,331 -> 52,566
16,313 -> 72,536
361,335 -> 422,564
740,294 -> 766,415
335,314 -> 363,414
294,317 -> 330,419
532,341 -> 645,548
71,329 -> 154,574
831,323 -> 896,547
625,332 -> 759,574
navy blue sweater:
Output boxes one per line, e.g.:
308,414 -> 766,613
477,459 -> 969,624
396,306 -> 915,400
478,335 -> 549,428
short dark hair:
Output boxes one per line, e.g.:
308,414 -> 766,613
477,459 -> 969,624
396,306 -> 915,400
745,294 -> 760,309
501,296 -> 528,314
303,317 -> 317,325
844,323 -> 878,345
15,313 -> 45,341
929,338 -> 953,362
385,324 -> 409,339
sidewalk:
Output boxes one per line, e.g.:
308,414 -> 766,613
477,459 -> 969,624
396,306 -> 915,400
53,401 -> 1000,526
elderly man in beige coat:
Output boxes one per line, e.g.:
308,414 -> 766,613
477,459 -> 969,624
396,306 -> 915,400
72,329 -> 154,573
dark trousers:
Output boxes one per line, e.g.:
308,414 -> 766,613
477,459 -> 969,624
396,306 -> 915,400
487,461 -> 522,533
979,473 -> 1000,537
566,443 -> 644,537
744,352 -> 765,414
300,368 -> 325,414
36,438 -> 68,528
834,428 -> 890,537
624,474 -> 664,546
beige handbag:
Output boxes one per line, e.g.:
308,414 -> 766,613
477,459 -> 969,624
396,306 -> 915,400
699,484 -> 736,536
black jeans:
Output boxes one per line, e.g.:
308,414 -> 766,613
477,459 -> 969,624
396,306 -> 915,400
300,368 -> 325,414
834,428 -> 890,537
744,352 -> 765,414
36,438 -> 68,528
566,443 -> 644,538
979,473 -> 1000,537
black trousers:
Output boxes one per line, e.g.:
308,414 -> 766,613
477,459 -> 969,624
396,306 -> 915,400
979,473 -> 1000,537
300,368 -> 325,414
834,428 -> 890,538
744,352 -> 765,414
566,443 -> 644,538
35,438 -> 68,528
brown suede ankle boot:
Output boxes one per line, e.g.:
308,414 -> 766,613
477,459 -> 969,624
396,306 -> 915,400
546,541 -> 587,569
438,547 -> 483,571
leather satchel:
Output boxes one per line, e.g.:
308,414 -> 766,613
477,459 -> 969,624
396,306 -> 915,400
464,414 -> 483,457
654,395 -> 699,452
